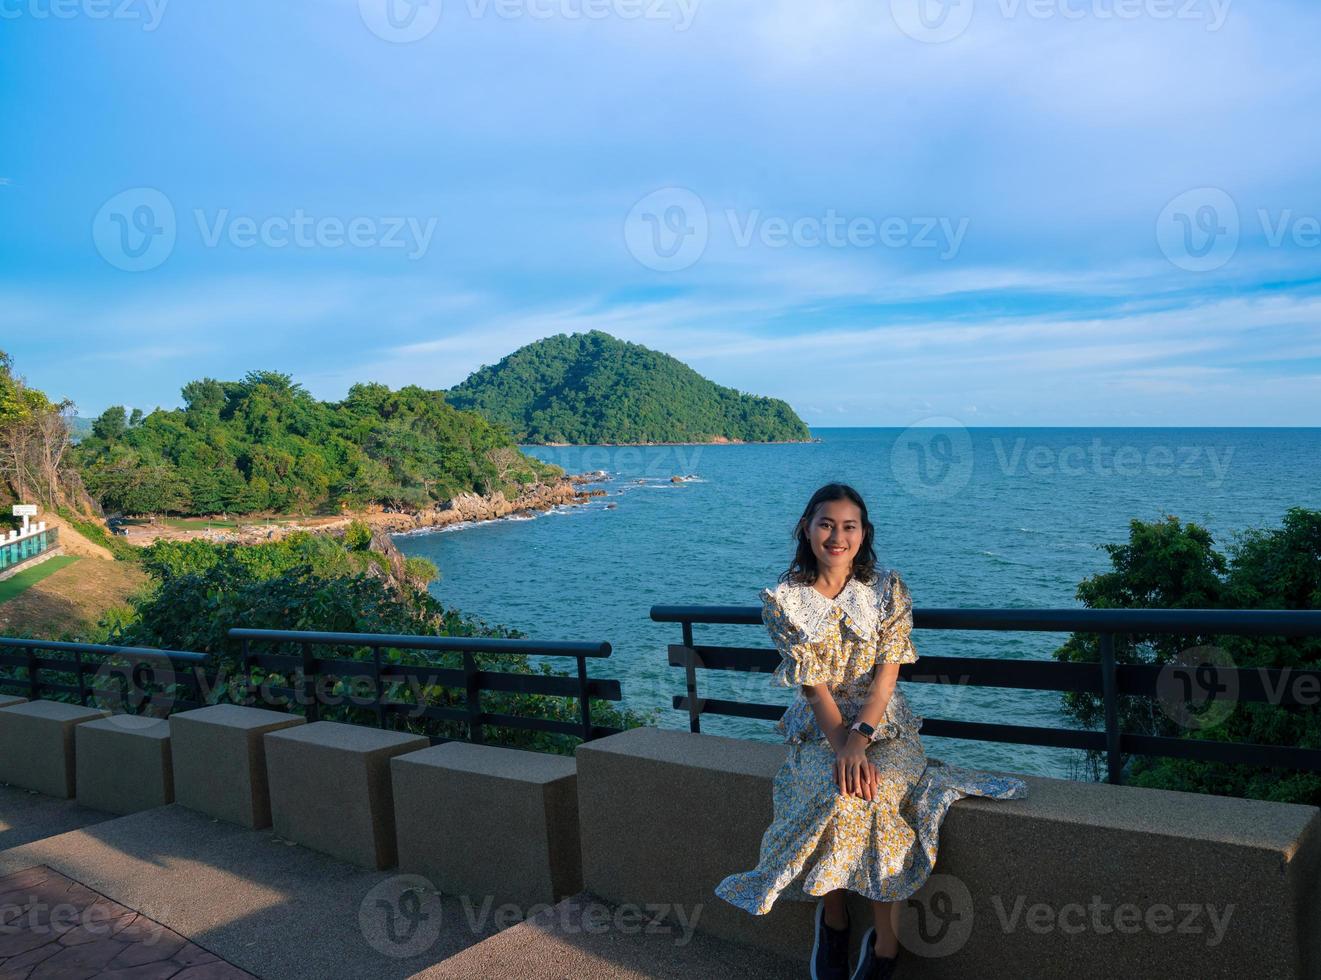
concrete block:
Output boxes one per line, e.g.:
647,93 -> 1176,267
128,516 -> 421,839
169,704 -> 306,828
264,721 -> 428,869
575,726 -> 1321,979
75,715 -> 173,815
0,695 -> 27,710
0,700 -> 110,798
392,742 -> 581,911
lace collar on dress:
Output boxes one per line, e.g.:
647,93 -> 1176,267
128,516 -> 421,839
763,568 -> 891,644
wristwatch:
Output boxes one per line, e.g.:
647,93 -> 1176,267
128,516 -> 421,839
849,720 -> 877,742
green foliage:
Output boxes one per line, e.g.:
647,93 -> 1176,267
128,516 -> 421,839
109,535 -> 654,754
343,520 -> 373,551
1055,507 -> 1321,804
75,373 -> 563,516
445,330 -> 812,444
404,555 -> 439,585
92,406 -> 128,443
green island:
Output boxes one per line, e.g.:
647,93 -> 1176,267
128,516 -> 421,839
444,329 -> 813,445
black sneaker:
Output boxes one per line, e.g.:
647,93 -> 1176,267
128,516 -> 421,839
810,900 -> 851,980
849,927 -> 898,980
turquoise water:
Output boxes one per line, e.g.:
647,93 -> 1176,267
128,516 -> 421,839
395,427 -> 1319,778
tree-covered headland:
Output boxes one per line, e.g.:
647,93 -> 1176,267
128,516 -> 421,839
77,371 -> 561,517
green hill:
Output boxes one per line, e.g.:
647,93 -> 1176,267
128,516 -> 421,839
444,330 -> 811,445
75,372 -> 561,516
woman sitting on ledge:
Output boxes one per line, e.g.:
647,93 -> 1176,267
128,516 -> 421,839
715,482 -> 1028,980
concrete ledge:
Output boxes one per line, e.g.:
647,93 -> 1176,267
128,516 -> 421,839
392,742 -> 582,911
265,721 -> 428,869
576,726 -> 1321,979
0,699 -> 110,798
169,704 -> 306,829
0,695 -> 27,710
76,715 -> 173,815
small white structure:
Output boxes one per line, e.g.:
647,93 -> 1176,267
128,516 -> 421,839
0,505 -> 60,581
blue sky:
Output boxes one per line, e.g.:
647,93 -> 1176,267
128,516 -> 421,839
2,0 -> 1319,425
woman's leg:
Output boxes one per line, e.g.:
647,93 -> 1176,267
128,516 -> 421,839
822,888 -> 849,930
870,900 -> 899,957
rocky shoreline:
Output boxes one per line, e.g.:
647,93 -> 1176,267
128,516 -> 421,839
366,470 -> 611,535
118,471 -> 613,547
537,436 -> 817,446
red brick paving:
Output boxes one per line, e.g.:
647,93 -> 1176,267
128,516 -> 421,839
0,866 -> 256,980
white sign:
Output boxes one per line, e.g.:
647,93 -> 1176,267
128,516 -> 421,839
12,505 -> 38,517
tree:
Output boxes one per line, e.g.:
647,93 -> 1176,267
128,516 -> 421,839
92,406 -> 128,443
1055,509 -> 1321,805
74,371 -> 563,517
0,351 -> 79,508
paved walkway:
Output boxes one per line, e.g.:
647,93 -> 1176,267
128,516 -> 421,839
0,864 -> 254,979
0,787 -> 805,979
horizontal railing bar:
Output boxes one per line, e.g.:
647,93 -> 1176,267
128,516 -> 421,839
1115,664 -> 1321,706
0,637 -> 209,661
246,653 -> 302,672
671,696 -> 1111,751
229,628 -> 612,658
672,698 -> 1321,770
651,605 -> 1321,637
1120,734 -> 1321,770
245,660 -> 622,702
668,646 -> 1321,704
671,696 -> 784,721
668,645 -> 1109,693
918,717 -> 1105,751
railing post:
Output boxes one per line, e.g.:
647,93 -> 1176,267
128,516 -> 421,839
240,637 -> 253,707
577,654 -> 592,741
372,646 -> 385,729
302,642 -> 319,722
75,648 -> 87,706
131,661 -> 150,716
1100,632 -> 1122,784
682,620 -> 701,733
464,650 -> 483,744
26,646 -> 38,701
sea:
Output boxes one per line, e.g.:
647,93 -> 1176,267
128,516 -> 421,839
393,427 -> 1319,779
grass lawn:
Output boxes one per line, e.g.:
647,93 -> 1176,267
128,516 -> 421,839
157,517 -> 287,530
0,556 -> 81,604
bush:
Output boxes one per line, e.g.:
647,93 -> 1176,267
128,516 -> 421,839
110,535 -> 655,754
1055,507 -> 1321,804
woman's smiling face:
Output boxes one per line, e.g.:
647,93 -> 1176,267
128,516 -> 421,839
806,498 -> 864,573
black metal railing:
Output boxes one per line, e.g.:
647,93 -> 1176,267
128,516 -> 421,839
0,636 -> 212,714
650,604 -> 1321,783
0,629 -> 625,748
231,628 -> 624,744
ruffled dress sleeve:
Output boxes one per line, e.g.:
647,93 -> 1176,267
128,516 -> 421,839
878,570 -> 919,665
761,587 -> 834,687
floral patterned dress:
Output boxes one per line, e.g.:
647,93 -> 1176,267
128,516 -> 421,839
714,568 -> 1028,912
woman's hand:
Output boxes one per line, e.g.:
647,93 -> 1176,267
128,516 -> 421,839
831,729 -> 880,800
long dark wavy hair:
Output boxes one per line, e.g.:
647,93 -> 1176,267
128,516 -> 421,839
777,482 -> 880,587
